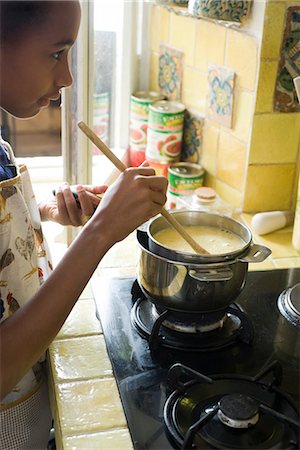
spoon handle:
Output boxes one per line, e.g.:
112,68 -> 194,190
78,121 -> 210,255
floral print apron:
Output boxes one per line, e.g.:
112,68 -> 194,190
0,138 -> 53,449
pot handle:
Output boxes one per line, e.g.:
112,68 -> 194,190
188,267 -> 233,282
238,243 -> 271,263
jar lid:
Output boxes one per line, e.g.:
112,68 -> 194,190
195,187 -> 216,200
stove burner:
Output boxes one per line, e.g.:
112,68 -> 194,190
153,306 -> 227,333
164,361 -> 300,449
131,297 -> 253,352
218,394 -> 259,428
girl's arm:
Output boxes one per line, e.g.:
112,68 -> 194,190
0,167 -> 167,399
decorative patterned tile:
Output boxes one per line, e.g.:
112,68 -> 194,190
206,65 -> 235,128
274,6 -> 300,113
189,0 -> 252,23
181,110 -> 204,162
159,44 -> 184,100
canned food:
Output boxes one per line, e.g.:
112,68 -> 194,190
146,100 -> 185,164
147,159 -> 169,178
167,162 -> 204,207
129,91 -> 165,167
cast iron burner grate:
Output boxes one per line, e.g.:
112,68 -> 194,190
130,281 -> 253,352
164,361 -> 300,449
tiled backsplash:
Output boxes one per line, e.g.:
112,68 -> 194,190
149,2 -> 300,213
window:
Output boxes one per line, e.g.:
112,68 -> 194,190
62,1 -> 150,189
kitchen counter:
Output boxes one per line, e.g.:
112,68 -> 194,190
48,215 -> 299,449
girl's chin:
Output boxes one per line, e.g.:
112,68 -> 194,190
2,103 -> 45,119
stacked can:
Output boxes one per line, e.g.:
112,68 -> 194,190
129,91 -> 165,167
146,100 -> 185,177
167,162 -> 204,209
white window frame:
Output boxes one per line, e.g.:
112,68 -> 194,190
62,1 -> 151,190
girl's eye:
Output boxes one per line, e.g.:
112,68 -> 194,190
52,50 -> 64,61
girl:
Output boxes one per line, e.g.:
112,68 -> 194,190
0,1 -> 168,448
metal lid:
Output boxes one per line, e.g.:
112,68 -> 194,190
169,162 -> 204,177
150,100 -> 185,114
131,91 -> 165,102
278,283 -> 300,327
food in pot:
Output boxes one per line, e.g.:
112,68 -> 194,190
153,225 -> 246,255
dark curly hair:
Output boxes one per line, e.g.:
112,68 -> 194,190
0,1 -> 52,42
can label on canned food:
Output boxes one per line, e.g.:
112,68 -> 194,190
168,162 -> 204,197
146,159 -> 170,178
146,101 -> 185,163
129,91 -> 165,167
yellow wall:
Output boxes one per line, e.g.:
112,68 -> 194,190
149,3 -> 300,213
245,1 -> 300,212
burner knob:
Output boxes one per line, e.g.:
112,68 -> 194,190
218,394 -> 259,429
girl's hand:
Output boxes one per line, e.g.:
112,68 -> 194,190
89,166 -> 168,245
39,183 -> 108,226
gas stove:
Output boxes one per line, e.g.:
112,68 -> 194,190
92,268 -> 300,449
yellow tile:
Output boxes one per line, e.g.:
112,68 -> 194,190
254,231 -> 299,258
55,298 -> 101,339
194,20 -> 226,71
255,60 -> 278,113
57,378 -> 127,434
203,172 -> 216,189
96,266 -> 137,279
99,235 -> 138,268
169,14 -> 196,65
231,90 -> 255,143
79,282 -> 93,300
244,164 -> 296,212
149,52 -> 160,92
217,133 -> 247,191
151,6 -> 170,53
49,335 -> 112,382
249,258 -> 275,271
63,429 -> 133,450
273,257 -> 300,269
261,2 -> 286,59
201,122 -> 219,175
226,30 -> 258,91
249,114 -> 300,164
215,179 -> 243,209
182,67 -> 208,111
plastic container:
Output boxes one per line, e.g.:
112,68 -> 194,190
251,211 -> 293,236
177,186 -> 233,217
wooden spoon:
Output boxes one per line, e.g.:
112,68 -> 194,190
78,121 -> 210,255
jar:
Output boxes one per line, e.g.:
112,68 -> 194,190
177,186 -> 233,217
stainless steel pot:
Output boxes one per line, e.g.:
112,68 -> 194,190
137,211 -> 271,313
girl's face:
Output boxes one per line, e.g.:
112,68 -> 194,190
0,1 -> 81,118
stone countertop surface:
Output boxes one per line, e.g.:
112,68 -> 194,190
48,215 -> 299,449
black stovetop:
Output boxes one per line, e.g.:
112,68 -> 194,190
92,268 -> 300,449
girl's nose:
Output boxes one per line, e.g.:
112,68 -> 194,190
56,57 -> 73,89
